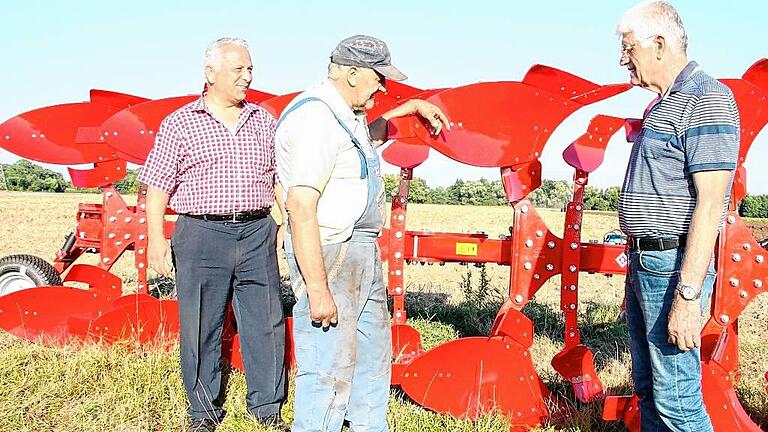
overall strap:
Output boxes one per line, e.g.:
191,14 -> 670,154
276,97 -> 368,179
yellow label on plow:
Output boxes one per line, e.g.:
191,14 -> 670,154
455,242 -> 478,256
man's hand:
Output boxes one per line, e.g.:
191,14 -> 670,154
375,99 -> 451,142
403,99 -> 451,135
667,295 -> 702,351
148,237 -> 174,277
307,284 -> 338,329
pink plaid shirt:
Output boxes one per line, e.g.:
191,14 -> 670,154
138,96 -> 277,215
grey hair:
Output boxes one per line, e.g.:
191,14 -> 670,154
327,62 -> 349,80
616,1 -> 688,53
204,37 -> 249,69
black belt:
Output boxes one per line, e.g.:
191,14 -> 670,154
628,235 -> 687,251
186,208 -> 271,223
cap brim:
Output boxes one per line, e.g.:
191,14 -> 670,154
373,64 -> 407,81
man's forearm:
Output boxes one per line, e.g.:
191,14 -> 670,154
286,195 -> 328,290
679,169 -> 733,289
679,201 -> 723,288
274,182 -> 288,225
145,186 -> 170,239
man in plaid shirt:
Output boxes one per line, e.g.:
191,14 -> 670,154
139,38 -> 287,432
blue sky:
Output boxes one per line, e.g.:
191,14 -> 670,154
2,0 -> 766,192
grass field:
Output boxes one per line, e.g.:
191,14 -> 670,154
0,191 -> 766,431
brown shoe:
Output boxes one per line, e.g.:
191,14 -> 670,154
259,414 -> 290,432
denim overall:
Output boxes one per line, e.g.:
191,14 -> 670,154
280,99 -> 390,432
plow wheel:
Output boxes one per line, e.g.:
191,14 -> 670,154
0,254 -> 62,296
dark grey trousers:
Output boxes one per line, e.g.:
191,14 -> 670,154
171,214 -> 286,421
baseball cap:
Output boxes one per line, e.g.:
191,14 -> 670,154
330,35 -> 407,81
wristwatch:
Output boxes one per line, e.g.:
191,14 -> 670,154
676,283 -> 702,301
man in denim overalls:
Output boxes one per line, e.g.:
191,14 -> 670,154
275,35 -> 449,432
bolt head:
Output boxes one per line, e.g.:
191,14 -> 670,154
523,262 -> 532,270
514,294 -> 524,303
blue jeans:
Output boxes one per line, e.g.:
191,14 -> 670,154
625,247 -> 715,432
286,240 -> 391,432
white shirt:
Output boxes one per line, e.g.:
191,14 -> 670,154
275,79 -> 376,244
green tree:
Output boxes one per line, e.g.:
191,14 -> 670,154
740,195 -> 768,218
429,186 -> 451,204
383,174 -> 399,200
115,168 -> 141,194
528,179 -> 572,209
3,160 -> 69,192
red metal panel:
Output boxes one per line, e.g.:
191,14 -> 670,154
101,95 -> 198,164
712,213 -> 768,326
562,115 -> 625,172
0,102 -> 120,165
398,337 -> 552,424
0,286 -> 112,346
87,295 -> 179,348
89,89 -> 151,109
258,92 -> 300,119
63,264 -> 123,299
67,158 -> 127,188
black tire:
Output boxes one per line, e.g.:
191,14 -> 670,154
0,254 -> 62,296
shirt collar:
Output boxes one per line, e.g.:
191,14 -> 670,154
188,93 -> 255,117
667,61 -> 699,95
316,79 -> 358,122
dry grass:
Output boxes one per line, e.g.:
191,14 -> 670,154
0,191 -> 766,431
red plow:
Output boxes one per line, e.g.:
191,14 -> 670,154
1,59 -> 767,430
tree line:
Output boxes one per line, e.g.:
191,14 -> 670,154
1,160 -> 140,194
2,160 -> 766,218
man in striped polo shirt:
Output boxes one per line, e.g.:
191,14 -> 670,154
616,2 -> 740,431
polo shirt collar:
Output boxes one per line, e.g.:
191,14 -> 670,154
668,61 -> 699,95
317,79 -> 358,122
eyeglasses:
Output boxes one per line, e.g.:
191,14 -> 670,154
620,35 -> 655,56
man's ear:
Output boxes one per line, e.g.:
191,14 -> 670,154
654,35 -> 666,60
346,66 -> 359,87
205,65 -> 215,86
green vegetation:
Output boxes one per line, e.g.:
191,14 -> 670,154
1,160 -> 69,192
0,160 -> 141,194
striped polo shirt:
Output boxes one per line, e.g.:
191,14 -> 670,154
619,61 -> 740,237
